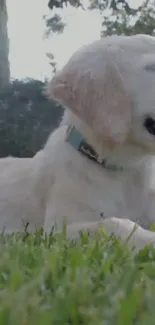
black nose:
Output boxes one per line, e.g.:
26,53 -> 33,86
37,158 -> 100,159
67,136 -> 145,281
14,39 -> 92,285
144,117 -> 155,136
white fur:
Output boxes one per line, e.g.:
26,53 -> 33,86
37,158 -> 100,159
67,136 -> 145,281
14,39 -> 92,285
1,35 -> 155,251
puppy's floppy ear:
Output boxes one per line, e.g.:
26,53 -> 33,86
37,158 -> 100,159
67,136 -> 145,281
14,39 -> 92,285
47,55 -> 132,145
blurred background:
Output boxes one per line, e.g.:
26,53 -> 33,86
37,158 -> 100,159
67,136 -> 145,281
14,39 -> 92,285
0,0 -> 153,157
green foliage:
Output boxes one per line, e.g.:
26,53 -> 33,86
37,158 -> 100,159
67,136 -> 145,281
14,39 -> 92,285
88,0 -> 135,12
48,0 -> 82,10
101,0 -> 155,36
0,79 -> 63,157
47,0 -> 155,37
44,14 -> 66,37
45,0 -> 83,36
0,229 -> 155,324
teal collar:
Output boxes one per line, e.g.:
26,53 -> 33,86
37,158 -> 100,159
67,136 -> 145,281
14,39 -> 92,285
65,125 -> 123,171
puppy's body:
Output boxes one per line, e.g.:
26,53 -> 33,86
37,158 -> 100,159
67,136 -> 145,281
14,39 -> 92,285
0,151 -> 44,233
42,125 -> 152,231
1,34 -> 155,250
0,124 -> 155,250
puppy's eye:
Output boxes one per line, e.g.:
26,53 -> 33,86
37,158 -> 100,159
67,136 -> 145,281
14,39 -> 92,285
144,116 -> 155,136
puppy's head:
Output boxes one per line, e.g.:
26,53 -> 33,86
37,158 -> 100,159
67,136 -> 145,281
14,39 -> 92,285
47,35 -> 155,157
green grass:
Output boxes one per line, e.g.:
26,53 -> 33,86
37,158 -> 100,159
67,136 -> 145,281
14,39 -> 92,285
0,227 -> 155,325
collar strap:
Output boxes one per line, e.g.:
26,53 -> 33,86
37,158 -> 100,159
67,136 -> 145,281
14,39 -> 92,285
65,125 -> 123,171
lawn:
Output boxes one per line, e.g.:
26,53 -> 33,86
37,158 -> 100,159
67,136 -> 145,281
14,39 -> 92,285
0,227 -> 155,325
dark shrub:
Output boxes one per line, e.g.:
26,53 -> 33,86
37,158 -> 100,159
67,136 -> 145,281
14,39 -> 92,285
0,79 -> 64,157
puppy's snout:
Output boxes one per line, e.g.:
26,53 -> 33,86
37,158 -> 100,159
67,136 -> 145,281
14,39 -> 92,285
144,116 -> 155,136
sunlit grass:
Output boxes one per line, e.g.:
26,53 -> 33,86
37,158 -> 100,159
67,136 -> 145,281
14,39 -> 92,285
0,227 -> 155,324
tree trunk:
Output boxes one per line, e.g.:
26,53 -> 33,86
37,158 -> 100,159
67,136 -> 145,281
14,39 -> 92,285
0,0 -> 10,89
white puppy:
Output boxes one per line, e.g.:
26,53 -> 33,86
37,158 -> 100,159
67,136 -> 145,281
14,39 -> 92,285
1,34 -> 155,251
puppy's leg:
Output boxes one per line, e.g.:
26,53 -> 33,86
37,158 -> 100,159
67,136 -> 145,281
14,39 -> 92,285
44,199 -> 155,251
103,217 -> 155,251
67,218 -> 155,251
